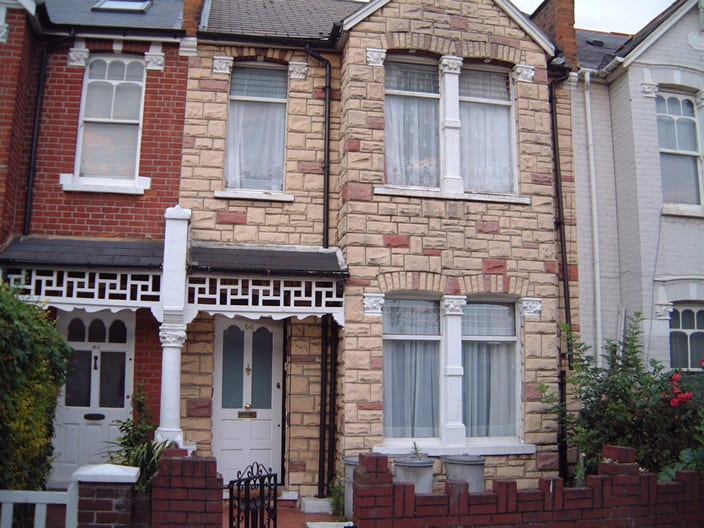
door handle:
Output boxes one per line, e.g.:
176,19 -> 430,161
244,403 -> 252,410
93,356 -> 98,370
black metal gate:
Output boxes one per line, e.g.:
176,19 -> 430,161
227,462 -> 278,528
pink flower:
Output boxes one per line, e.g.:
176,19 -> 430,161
670,398 -> 680,408
672,372 -> 682,383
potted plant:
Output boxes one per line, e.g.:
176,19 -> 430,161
442,454 -> 486,491
393,443 -> 435,493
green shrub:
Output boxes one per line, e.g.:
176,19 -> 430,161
543,314 -> 701,476
0,284 -> 73,489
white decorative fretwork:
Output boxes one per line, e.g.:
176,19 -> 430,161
520,297 -> 542,318
512,64 -> 535,83
212,56 -> 234,75
188,275 -> 345,324
6,268 -> 161,309
366,48 -> 386,66
289,61 -> 308,80
363,293 -> 385,316
439,55 -> 463,75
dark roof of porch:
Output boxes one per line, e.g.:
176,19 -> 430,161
189,244 -> 348,278
0,237 -> 164,269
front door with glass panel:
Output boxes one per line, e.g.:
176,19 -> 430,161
213,318 -> 283,483
50,310 -> 134,487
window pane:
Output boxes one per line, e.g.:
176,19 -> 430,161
670,309 -> 681,329
462,303 -> 515,336
385,94 -> 439,187
222,326 -> 244,409
125,62 -> 145,82
655,95 -> 666,113
676,119 -> 697,152
697,310 -> 704,330
232,67 -> 287,99
682,309 -> 695,329
109,320 -> 127,343
88,319 -> 106,342
65,349 -> 91,407
85,82 -> 114,119
88,59 -> 107,80
460,102 -> 512,193
80,123 -> 139,178
657,116 -> 676,150
667,97 -> 681,115
385,62 -> 438,94
68,318 -> 86,342
670,331 -> 688,368
460,70 -> 509,101
113,83 -> 142,120
99,351 -> 126,408
227,100 -> 285,190
692,332 -> 704,368
463,341 -> 515,437
660,153 -> 699,204
107,60 -> 126,81
383,299 -> 440,335
383,340 -> 439,437
251,327 -> 273,409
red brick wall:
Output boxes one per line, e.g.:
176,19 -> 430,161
77,482 -> 135,527
23,39 -> 187,239
151,452 -> 223,527
0,9 -> 38,244
531,0 -> 578,70
353,446 -> 704,528
134,308 -> 163,425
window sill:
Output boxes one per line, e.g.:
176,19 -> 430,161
374,185 -> 531,205
214,189 -> 295,202
60,174 -> 151,195
662,203 -> 704,218
374,440 -> 536,457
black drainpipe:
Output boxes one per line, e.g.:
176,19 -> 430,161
549,62 -> 572,481
306,45 -> 334,497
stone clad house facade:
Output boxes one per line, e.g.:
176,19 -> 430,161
0,0 -> 579,503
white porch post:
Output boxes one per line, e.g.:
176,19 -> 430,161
441,295 -> 466,446
155,205 -> 191,446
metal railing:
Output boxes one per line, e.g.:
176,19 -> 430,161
227,463 -> 277,528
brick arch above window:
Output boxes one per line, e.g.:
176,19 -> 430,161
462,273 -> 529,298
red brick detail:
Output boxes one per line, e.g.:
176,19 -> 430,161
345,138 -> 361,153
545,261 -> 558,274
288,460 -> 307,472
444,276 -> 461,295
217,211 -> 247,224
366,116 -> 385,129
358,402 -> 383,411
384,235 -> 409,248
482,258 -> 506,274
449,16 -> 468,30
477,221 -> 500,233
347,278 -> 371,286
298,160 -> 323,174
186,398 -> 212,417
423,248 -> 441,256
341,182 -> 373,203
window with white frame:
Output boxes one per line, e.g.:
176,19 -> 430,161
656,93 -> 702,205
669,304 -> 704,369
462,302 -> 517,437
384,61 -> 440,188
226,65 -> 287,191
460,69 -> 514,194
384,59 -> 516,195
383,298 -> 440,438
77,56 -> 145,181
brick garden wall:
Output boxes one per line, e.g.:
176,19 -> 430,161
352,446 -> 704,528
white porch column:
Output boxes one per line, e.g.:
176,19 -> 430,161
441,295 -> 466,446
439,55 -> 464,194
155,205 -> 191,446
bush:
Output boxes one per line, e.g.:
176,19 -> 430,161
0,284 -> 73,489
543,314 -> 701,476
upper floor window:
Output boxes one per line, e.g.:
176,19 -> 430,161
462,302 -> 517,437
670,304 -> 704,369
656,94 -> 701,205
385,62 -> 440,188
383,58 -> 516,197
78,56 -> 145,181
226,65 -> 287,192
460,69 -> 513,194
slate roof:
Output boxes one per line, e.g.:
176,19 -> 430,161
189,244 -> 348,277
202,0 -> 364,41
576,29 -> 630,70
0,237 -> 164,269
43,0 -> 184,32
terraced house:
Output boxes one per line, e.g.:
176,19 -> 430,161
0,0 -> 579,507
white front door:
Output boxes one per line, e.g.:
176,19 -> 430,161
213,318 -> 283,484
49,310 -> 134,488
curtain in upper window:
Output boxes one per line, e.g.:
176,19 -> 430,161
384,62 -> 440,188
383,299 -> 440,438
459,69 -> 513,194
656,94 -> 701,205
462,302 -> 516,437
79,57 -> 145,179
227,67 -> 287,191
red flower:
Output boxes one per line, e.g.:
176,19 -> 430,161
672,372 -> 682,383
671,398 -> 680,407
701,358 -> 704,368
